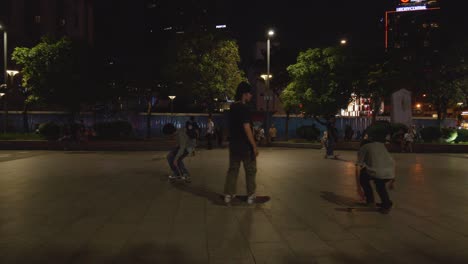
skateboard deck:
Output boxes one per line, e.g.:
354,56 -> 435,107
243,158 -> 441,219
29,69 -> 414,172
219,195 -> 270,205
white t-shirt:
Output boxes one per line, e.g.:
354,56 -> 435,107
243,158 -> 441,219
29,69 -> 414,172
207,120 -> 215,134
357,142 -> 395,180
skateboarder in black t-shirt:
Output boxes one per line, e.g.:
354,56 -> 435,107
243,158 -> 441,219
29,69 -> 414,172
224,82 -> 259,205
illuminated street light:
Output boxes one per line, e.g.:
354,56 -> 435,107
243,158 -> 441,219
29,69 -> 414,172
340,39 -> 347,45
260,74 -> 273,80
265,29 -> 275,144
6,70 -> 19,77
416,104 -> 422,109
168,95 -> 176,115
457,102 -> 464,106
0,93 -> 4,97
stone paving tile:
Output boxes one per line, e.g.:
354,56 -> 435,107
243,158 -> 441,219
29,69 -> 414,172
1,149 -> 468,263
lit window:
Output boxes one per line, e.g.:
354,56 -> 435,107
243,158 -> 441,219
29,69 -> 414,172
431,23 -> 439,28
34,16 -> 41,23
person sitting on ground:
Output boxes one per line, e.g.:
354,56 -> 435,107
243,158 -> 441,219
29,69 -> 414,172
355,136 -> 396,214
167,122 -> 197,183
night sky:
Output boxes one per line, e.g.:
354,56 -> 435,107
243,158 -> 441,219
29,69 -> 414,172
93,0 -> 467,71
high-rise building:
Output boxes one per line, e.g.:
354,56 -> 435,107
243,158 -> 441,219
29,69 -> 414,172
144,0 -> 231,39
385,0 -> 441,52
384,0 -> 442,114
0,0 -> 94,85
0,0 -> 94,47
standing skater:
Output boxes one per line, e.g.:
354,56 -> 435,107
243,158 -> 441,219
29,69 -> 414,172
224,82 -> 259,205
316,116 -> 339,159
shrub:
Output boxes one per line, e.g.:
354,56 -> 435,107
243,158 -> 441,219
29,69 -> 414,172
390,123 -> 408,134
296,125 -> 320,141
441,128 -> 458,143
39,122 -> 61,140
365,121 -> 391,142
163,123 -> 177,135
420,127 -> 442,143
455,129 -> 468,143
94,121 -> 133,139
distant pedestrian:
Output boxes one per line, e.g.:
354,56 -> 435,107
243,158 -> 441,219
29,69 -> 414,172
355,137 -> 396,214
188,116 -> 200,140
206,116 -> 215,149
269,124 -> 277,142
224,82 -> 259,205
403,130 -> 415,153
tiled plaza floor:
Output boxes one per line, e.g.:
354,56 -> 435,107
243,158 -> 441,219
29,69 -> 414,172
1,149 -> 468,263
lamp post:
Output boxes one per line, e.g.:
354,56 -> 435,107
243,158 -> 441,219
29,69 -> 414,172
168,95 -> 176,115
1,24 -> 7,134
265,29 -> 275,144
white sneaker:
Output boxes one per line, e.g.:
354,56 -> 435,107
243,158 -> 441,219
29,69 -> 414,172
168,174 -> 178,180
247,194 -> 256,205
224,195 -> 233,204
182,174 -> 192,183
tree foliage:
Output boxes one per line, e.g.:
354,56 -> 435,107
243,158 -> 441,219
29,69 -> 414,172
424,40 -> 468,122
12,37 -> 93,115
169,34 -> 246,105
284,47 -> 355,117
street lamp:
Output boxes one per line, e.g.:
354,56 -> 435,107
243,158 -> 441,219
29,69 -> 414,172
1,24 -> 8,134
260,74 -> 273,81
168,95 -> 176,115
7,70 -> 19,77
340,39 -> 347,45
265,29 -> 275,144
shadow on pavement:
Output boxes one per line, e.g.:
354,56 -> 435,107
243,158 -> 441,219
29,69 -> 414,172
172,183 -> 226,206
10,244 -> 188,264
320,191 -> 362,207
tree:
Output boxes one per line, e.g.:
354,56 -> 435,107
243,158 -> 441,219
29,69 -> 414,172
12,37 -> 94,121
363,60 -> 399,123
285,47 -> 355,118
169,34 -> 246,112
424,41 -> 468,125
279,84 -> 301,140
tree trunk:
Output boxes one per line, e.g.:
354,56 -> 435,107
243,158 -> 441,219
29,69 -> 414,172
22,104 -> 29,133
146,102 -> 152,139
285,111 -> 290,141
371,96 -> 380,124
437,107 -> 443,128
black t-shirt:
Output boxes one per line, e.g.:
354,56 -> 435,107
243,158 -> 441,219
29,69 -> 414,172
228,102 -> 253,155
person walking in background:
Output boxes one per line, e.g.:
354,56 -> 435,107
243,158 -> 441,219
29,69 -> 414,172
206,116 -> 215,149
269,124 -> 277,142
224,82 -> 259,205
